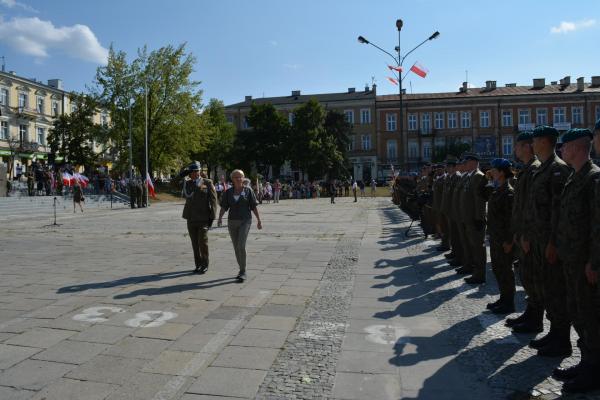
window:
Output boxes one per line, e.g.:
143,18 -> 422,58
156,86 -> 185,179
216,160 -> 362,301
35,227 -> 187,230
423,142 -> 432,160
572,106 -> 583,125
519,109 -> 530,124
461,111 -> 471,128
344,110 -> 354,124
480,111 -> 490,128
361,135 -> 371,150
421,113 -> 431,133
502,136 -> 513,157
553,107 -> 566,124
596,106 -> 600,122
502,110 -> 512,127
408,114 -> 417,131
360,109 -> 371,124
287,113 -> 294,125
386,113 -> 397,131
447,112 -> 457,129
536,108 -> 547,125
0,121 -> 8,139
37,127 -> 45,144
348,135 -> 355,151
0,88 -> 8,106
387,140 -> 397,160
18,93 -> 28,109
434,112 -> 444,130
408,140 -> 418,159
37,96 -> 44,114
243,117 -> 249,129
19,124 -> 28,142
52,101 -> 59,117
434,137 -> 445,151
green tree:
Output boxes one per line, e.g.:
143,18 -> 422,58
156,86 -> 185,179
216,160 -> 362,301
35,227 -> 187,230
48,94 -> 103,168
433,141 -> 471,163
324,110 -> 352,179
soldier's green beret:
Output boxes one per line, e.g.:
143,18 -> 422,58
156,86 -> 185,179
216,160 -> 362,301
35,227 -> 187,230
445,156 -> 458,165
491,158 -> 511,169
461,152 -> 479,161
560,128 -> 593,144
595,118 -> 600,131
532,125 -> 559,138
516,131 -> 533,142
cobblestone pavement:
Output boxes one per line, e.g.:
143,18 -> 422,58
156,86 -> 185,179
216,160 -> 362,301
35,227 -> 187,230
1,196 -> 600,399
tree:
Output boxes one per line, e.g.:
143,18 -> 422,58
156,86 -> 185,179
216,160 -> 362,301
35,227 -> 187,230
48,94 -> 103,168
433,141 -> 471,163
324,110 -> 352,179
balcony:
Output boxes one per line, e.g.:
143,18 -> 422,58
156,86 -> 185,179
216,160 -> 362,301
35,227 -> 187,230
13,106 -> 38,120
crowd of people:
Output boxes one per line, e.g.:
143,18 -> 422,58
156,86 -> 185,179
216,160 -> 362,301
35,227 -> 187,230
393,121 -> 600,393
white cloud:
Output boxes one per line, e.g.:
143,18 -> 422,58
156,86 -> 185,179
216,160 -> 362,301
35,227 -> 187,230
550,18 -> 596,34
0,0 -> 38,13
0,16 -> 108,64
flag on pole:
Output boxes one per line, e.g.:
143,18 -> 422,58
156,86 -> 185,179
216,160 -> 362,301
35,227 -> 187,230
410,62 -> 428,78
387,65 -> 403,73
146,172 -> 156,199
387,77 -> 399,86
62,172 -> 73,187
73,173 -> 89,188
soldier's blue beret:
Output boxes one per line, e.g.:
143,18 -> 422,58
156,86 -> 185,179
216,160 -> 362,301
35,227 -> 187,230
560,128 -> 593,144
461,152 -> 479,161
595,118 -> 600,131
532,125 -> 559,138
516,131 -> 533,142
491,158 -> 511,169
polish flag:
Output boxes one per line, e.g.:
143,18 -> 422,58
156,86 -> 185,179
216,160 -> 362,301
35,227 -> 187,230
387,65 -> 403,73
74,173 -> 89,188
146,172 -> 156,199
62,172 -> 73,187
410,62 -> 428,78
387,77 -> 399,86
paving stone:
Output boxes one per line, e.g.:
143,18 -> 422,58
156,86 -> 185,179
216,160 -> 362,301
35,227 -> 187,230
66,355 -> 147,385
230,328 -> 289,348
31,340 -> 107,364
245,315 -> 297,331
256,304 -> 305,318
132,322 -> 192,340
187,367 -> 267,398
212,345 -> 279,370
103,337 -> 171,360
332,372 -> 401,400
206,306 -> 250,320
0,386 -> 36,400
5,327 -> 76,348
268,294 -> 309,306
0,344 -> 42,369
104,372 -> 173,400
69,325 -> 133,344
276,286 -> 316,296
30,378 -> 115,400
0,359 -> 75,390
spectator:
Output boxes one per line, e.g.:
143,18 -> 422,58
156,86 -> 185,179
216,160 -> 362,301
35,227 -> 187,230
352,180 -> 358,202
370,179 -> 377,197
273,179 -> 282,203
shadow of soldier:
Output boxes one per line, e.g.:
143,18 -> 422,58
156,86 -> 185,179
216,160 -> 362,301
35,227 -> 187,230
112,277 -> 240,299
57,270 -> 194,294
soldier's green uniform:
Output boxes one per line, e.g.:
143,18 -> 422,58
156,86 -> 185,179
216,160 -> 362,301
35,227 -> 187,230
433,169 -> 450,250
462,153 -> 488,282
141,180 -> 148,207
556,129 -> 600,385
128,179 -> 138,208
416,173 -> 433,235
182,171 -> 217,273
511,132 -> 543,329
454,167 -> 470,270
527,126 -> 571,354
136,179 -> 143,208
486,159 -> 515,311
441,160 -> 460,262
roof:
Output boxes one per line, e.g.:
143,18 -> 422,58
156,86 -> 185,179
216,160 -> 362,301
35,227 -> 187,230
225,89 -> 376,108
377,83 -> 600,102
0,71 -> 66,94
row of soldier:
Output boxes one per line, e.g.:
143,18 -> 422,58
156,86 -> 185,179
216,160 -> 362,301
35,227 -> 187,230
128,177 -> 148,208
416,122 -> 600,393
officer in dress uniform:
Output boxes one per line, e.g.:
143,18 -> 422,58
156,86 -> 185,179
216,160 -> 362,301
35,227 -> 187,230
441,157 -> 459,261
452,158 -> 469,270
552,128 -> 600,392
182,162 -> 217,274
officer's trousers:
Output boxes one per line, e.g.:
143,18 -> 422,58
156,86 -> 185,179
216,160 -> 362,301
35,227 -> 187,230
490,239 -> 515,301
187,221 -> 210,269
465,224 -> 487,280
517,241 -> 544,312
449,218 -> 463,263
439,212 -> 450,248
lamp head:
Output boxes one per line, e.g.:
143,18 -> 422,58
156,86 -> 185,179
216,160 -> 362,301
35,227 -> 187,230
396,19 -> 403,31
429,31 -> 440,40
357,35 -> 369,44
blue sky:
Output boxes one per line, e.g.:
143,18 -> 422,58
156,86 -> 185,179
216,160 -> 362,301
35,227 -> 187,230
0,0 -> 599,106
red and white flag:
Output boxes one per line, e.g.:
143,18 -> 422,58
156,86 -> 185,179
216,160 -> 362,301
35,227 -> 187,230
62,172 -> 73,187
410,62 -> 428,78
387,65 -> 403,73
387,77 -> 399,86
146,172 -> 156,199
73,173 -> 89,188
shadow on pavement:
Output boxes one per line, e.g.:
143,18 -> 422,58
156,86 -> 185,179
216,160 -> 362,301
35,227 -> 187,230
112,277 -> 239,299
57,270 -> 195,293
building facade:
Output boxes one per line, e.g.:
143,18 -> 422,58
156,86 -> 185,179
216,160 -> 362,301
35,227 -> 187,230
0,70 -> 109,178
224,86 -> 377,182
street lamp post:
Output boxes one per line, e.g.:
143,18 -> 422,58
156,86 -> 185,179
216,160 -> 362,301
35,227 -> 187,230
358,21 -> 439,171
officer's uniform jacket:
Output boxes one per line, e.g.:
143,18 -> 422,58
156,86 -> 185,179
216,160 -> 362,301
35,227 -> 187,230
182,178 -> 217,223
463,169 -> 487,226
487,182 -> 515,244
511,158 -> 541,239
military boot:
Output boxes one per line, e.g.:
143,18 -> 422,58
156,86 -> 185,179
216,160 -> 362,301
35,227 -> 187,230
505,306 -> 530,327
537,331 -> 572,358
491,299 -> 515,315
562,364 -> 600,393
528,329 -> 554,348
455,266 -> 472,274
449,259 -> 462,267
553,362 -> 585,381
444,252 -> 455,259
512,308 -> 544,334
486,298 -> 502,310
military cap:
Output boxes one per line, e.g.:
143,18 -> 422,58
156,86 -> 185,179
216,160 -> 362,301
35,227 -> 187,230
516,131 -> 533,142
490,158 -> 511,169
532,125 -> 559,138
187,161 -> 201,171
560,128 -> 593,144
445,156 -> 458,165
461,152 -> 480,161
595,118 -> 600,131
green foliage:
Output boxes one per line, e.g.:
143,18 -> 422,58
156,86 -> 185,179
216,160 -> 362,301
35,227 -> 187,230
48,93 -> 103,168
433,141 -> 471,163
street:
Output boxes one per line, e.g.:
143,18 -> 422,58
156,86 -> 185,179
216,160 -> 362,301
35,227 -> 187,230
0,197 -> 595,399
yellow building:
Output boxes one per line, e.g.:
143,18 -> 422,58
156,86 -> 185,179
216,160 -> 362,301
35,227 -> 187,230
0,70 -> 109,178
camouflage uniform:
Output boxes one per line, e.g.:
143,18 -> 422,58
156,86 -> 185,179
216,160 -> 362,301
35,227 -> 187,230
454,172 -> 470,268
442,172 -> 460,259
136,179 -> 143,207
526,154 -> 570,337
434,174 -> 450,248
463,169 -> 488,280
416,176 -> 434,235
487,182 -> 515,301
557,160 -> 600,363
128,179 -> 138,208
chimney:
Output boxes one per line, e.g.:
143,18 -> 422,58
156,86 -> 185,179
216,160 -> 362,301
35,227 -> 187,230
245,95 -> 252,102
459,82 -> 468,92
485,80 -> 496,91
533,78 -> 545,89
551,81 -> 558,85
560,76 -> 571,86
291,90 -> 301,96
348,87 -> 355,93
372,84 -> 377,95
364,84 -> 369,92
505,83 -> 517,87
591,76 -> 600,87
9,70 -> 16,76
577,77 -> 585,91
47,79 -> 63,90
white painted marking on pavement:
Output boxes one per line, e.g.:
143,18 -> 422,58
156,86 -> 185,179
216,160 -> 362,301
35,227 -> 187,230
72,306 -> 125,323
364,324 -> 410,345
151,290 -> 272,400
125,310 -> 177,328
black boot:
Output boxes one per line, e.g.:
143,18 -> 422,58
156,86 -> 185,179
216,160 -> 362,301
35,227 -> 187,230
529,330 -> 554,349
436,245 -> 450,252
455,266 -> 472,275
464,276 -> 486,284
505,310 -> 528,327
486,298 -> 502,310
562,364 -> 600,393
537,332 -> 572,358
491,300 -> 515,315
553,361 -> 585,381
449,259 -> 462,267
444,252 -> 455,259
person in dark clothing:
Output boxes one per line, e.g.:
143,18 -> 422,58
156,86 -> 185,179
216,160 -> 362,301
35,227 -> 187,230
329,179 -> 336,204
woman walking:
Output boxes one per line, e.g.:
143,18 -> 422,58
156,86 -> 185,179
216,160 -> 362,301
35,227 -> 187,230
73,180 -> 84,213
218,169 -> 262,282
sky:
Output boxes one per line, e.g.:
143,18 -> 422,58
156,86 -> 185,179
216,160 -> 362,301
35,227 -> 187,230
0,0 -> 599,106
